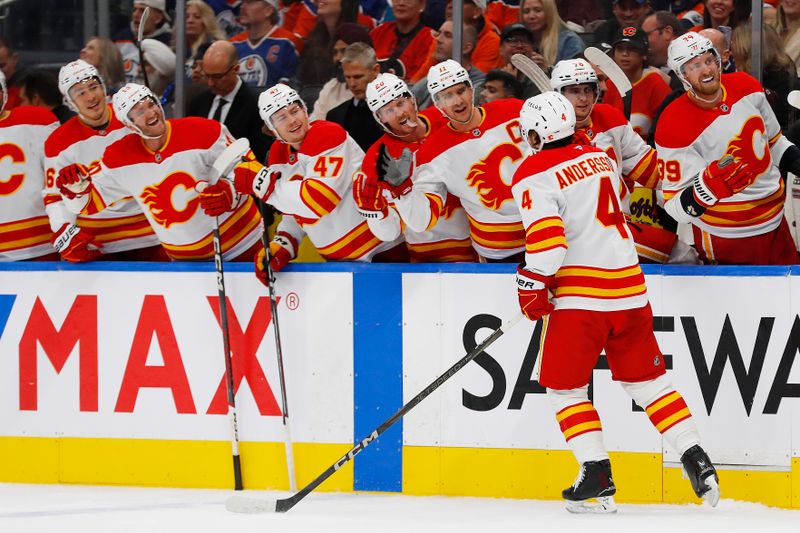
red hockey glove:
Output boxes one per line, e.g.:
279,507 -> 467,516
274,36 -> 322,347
693,155 -> 756,207
52,223 -> 103,263
56,163 -> 91,199
255,232 -> 298,286
352,171 -> 388,219
516,265 -> 554,321
196,179 -> 237,216
232,160 -> 264,195
377,143 -> 414,198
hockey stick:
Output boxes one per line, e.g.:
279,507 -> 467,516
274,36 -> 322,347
208,137 -> 252,491
510,53 -> 552,94
584,47 -> 632,120
136,6 -> 151,88
225,312 -> 524,514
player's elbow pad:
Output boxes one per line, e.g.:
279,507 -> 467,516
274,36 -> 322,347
779,144 -> 800,177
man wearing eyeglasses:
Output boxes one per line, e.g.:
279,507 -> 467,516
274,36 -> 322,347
641,11 -> 685,90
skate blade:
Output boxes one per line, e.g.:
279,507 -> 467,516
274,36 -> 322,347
702,477 -> 720,508
565,496 -> 617,514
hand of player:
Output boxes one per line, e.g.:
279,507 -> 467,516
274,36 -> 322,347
515,265 -> 554,321
56,163 -> 91,199
352,171 -> 388,219
52,223 -> 103,262
693,155 -> 756,207
377,144 -> 414,198
254,232 -> 297,286
233,160 -> 281,201
196,179 -> 236,216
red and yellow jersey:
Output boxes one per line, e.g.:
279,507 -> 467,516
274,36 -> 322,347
512,144 -> 648,312
395,98 -> 526,260
43,106 -> 159,254
360,108 -> 476,262
603,68 -> 672,140
74,118 -> 261,261
267,120 -> 399,261
656,72 -> 790,238
0,106 -> 59,260
370,22 -> 436,83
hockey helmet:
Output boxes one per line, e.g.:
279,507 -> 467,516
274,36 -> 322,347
550,59 -> 598,93
519,92 -> 576,153
58,59 -> 107,113
667,31 -> 721,91
258,83 -> 306,140
367,73 -> 416,132
427,59 -> 472,102
112,83 -> 165,139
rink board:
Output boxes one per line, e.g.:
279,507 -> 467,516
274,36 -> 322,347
1,263 -> 800,508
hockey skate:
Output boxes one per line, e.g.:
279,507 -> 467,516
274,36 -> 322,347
680,445 -> 720,507
562,459 -> 617,514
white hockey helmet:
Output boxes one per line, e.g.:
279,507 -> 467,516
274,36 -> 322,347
667,31 -> 721,91
58,59 -> 107,112
550,59 -> 598,92
427,59 -> 472,101
367,73 -> 416,131
519,92 -> 576,152
0,70 -> 7,114
112,83 -> 164,139
258,83 -> 306,140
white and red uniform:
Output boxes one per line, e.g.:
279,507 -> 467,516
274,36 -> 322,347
360,108 -> 477,262
395,98 -> 527,260
68,117 -> 262,261
43,105 -> 160,255
656,72 -> 796,264
0,107 -> 59,261
603,68 -> 672,140
266,120 -> 401,261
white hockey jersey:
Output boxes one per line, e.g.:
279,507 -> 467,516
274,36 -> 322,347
0,107 -> 59,261
43,105 -> 160,254
511,144 -> 648,312
656,72 -> 790,238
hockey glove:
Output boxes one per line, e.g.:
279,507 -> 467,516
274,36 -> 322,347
377,143 -> 414,198
516,264 -> 554,321
352,171 -> 388,219
232,159 -> 265,195
196,179 -> 237,216
52,223 -> 103,263
255,232 -> 298,286
56,163 -> 91,199
692,155 -> 755,207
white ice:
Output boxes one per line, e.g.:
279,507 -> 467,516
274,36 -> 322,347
1,483 -> 798,533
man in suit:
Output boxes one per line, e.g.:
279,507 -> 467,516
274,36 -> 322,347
187,40 -> 272,163
326,43 -> 384,152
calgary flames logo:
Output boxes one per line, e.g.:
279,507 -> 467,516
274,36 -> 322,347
140,172 -> 199,228
725,115 -> 770,178
465,143 -> 524,210
0,143 -> 26,196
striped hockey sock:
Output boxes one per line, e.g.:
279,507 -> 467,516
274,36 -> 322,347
645,390 -> 699,454
555,400 -> 607,464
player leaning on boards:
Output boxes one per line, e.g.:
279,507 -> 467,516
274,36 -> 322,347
511,92 -> 719,513
353,72 -> 477,262
656,31 -> 800,265
55,83 -> 263,261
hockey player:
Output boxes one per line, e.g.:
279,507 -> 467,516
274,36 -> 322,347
391,59 -> 527,262
353,72 -> 477,262
512,91 -> 720,513
55,83 -> 262,261
0,71 -> 59,261
656,32 -> 800,265
43,60 -> 164,262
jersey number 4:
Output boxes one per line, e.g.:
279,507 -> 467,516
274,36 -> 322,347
596,176 -> 628,240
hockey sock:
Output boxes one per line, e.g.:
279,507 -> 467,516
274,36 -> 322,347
548,387 -> 608,464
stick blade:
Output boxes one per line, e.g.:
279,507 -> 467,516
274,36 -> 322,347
584,46 -> 632,95
788,90 -> 800,110
510,54 -> 552,94
225,494 -> 278,513
210,138 -> 251,185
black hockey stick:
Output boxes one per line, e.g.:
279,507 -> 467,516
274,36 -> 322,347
225,312 -> 524,514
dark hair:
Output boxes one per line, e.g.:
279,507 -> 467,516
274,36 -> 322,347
297,0 -> 362,86
652,11 -> 685,36
20,70 -> 62,107
702,0 -> 750,30
484,69 -> 523,98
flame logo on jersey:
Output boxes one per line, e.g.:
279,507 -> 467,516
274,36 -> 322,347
140,172 -> 200,228
465,142 -> 524,210
725,115 -> 770,179
0,143 -> 26,196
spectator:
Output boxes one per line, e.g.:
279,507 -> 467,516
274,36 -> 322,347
80,37 -> 126,94
310,23 -> 374,121
642,11 -> 685,88
206,0 -> 245,38
519,0 -> 584,69
447,0 -> 504,72
412,22 -> 484,109
480,68 -> 523,102
775,0 -> 800,75
702,0 -> 749,30
698,27 -> 734,73
497,23 -> 542,99
188,41 -> 274,163
114,0 -> 173,84
370,0 -> 435,82
0,38 -> 25,110
556,0 -> 609,28
326,43 -> 383,151
19,70 -> 76,124
281,0 -> 318,45
141,39 -> 176,101
593,0 -> 652,48
173,0 -> 225,78
231,0 -> 300,88
487,0 -> 521,33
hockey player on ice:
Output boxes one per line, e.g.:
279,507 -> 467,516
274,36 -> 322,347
55,82 -> 263,261
511,91 -> 720,513
656,31 -> 800,265
353,72 -> 477,262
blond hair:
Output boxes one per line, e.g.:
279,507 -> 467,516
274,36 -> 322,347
519,0 -> 565,67
173,0 -> 226,56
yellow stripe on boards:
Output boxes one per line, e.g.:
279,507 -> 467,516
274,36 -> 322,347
664,463 -> 791,508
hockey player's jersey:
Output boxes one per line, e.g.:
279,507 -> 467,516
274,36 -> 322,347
0,107 -> 59,260
231,27 -> 299,87
267,120 -> 401,261
656,72 -> 791,238
43,106 -> 160,254
370,22 -> 436,84
603,68 -> 672,140
76,118 -> 261,260
512,144 -> 647,312
395,98 -> 527,260
360,108 -> 476,262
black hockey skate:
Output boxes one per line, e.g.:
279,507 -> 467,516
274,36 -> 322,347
562,459 -> 617,514
680,445 -> 720,507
